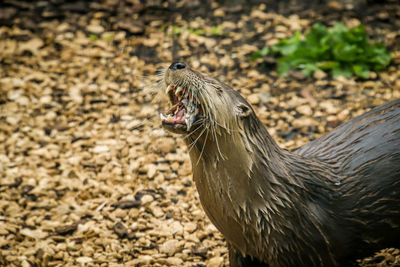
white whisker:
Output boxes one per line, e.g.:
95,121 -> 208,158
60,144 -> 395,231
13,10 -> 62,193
182,121 -> 205,140
196,126 -> 209,166
212,123 -> 226,160
188,127 -> 207,153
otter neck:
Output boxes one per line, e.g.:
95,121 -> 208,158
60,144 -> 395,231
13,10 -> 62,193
185,116 -> 290,253
186,113 -> 292,205
185,115 -> 338,265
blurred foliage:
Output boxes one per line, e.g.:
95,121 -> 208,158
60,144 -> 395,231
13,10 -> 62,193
251,23 -> 391,79
103,34 -> 114,41
88,33 -> 114,41
89,34 -> 99,40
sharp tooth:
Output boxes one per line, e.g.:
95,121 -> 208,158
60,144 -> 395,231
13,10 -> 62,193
175,86 -> 183,95
188,112 -> 197,131
160,113 -> 166,120
186,107 -> 199,131
185,118 -> 190,131
165,85 -> 172,94
189,103 -> 196,113
189,113 -> 196,128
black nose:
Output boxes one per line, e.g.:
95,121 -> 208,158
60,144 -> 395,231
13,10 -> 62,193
169,62 -> 186,71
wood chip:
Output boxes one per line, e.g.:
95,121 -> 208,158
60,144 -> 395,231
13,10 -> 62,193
55,223 -> 78,236
111,200 -> 141,209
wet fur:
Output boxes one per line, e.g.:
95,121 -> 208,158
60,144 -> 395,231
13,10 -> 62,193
162,66 -> 400,266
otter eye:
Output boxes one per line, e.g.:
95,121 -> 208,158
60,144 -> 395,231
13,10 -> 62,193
236,103 -> 251,118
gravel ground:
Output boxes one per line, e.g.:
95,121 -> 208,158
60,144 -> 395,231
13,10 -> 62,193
1,0 -> 400,266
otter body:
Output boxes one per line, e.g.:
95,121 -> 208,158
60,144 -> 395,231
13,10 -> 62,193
160,63 -> 400,266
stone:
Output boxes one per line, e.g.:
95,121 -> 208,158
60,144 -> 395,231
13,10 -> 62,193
184,222 -> 197,233
87,25 -> 104,34
170,221 -> 184,236
166,257 -> 183,265
313,70 -> 327,80
292,117 -> 317,128
320,101 -> 338,114
150,206 -> 164,218
76,256 -> 93,265
113,222 -> 128,238
296,105 -> 312,116
155,138 -> 176,154
93,145 -> 109,153
20,228 -> 47,239
248,94 -> 260,105
159,239 -> 182,256
208,256 -> 224,267
140,194 -> 154,205
327,1 -> 342,10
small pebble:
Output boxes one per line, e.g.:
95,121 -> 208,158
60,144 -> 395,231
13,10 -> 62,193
140,194 -> 154,205
208,256 -> 224,267
248,94 -> 260,105
159,239 -> 182,256
87,25 -> 104,34
113,222 -> 128,238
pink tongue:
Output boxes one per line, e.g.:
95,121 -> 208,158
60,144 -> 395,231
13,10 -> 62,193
175,109 -> 185,119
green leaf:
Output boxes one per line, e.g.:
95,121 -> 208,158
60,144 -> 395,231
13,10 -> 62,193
344,25 -> 367,44
366,43 -> 391,68
103,34 -> 114,41
333,42 -> 361,62
250,47 -> 270,61
89,34 -> 99,40
272,31 -> 301,55
352,64 -> 370,79
251,22 -> 391,79
277,59 -> 291,77
317,61 -> 340,70
211,26 -> 224,36
189,28 -> 206,35
301,63 -> 319,76
305,23 -> 327,47
172,25 -> 182,36
332,65 -> 352,78
330,22 -> 348,35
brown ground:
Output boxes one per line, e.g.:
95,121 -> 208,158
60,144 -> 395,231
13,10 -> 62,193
1,0 -> 400,266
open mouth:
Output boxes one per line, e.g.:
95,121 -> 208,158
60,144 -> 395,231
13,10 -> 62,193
160,84 -> 201,131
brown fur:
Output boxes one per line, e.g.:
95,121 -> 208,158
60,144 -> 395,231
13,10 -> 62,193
161,65 -> 400,266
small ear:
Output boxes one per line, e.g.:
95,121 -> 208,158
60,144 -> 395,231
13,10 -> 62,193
236,103 -> 251,118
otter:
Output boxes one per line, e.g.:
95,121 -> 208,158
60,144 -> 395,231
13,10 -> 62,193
159,62 -> 400,266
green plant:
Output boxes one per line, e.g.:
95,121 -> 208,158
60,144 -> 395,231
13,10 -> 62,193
188,28 -> 206,35
89,34 -> 99,40
103,34 -> 114,41
164,25 -> 224,37
251,23 -> 391,79
210,26 -> 223,36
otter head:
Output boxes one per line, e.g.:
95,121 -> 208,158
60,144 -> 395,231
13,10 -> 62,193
160,62 -> 254,139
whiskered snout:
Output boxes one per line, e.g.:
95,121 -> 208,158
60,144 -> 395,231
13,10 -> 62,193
161,63 -> 202,132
